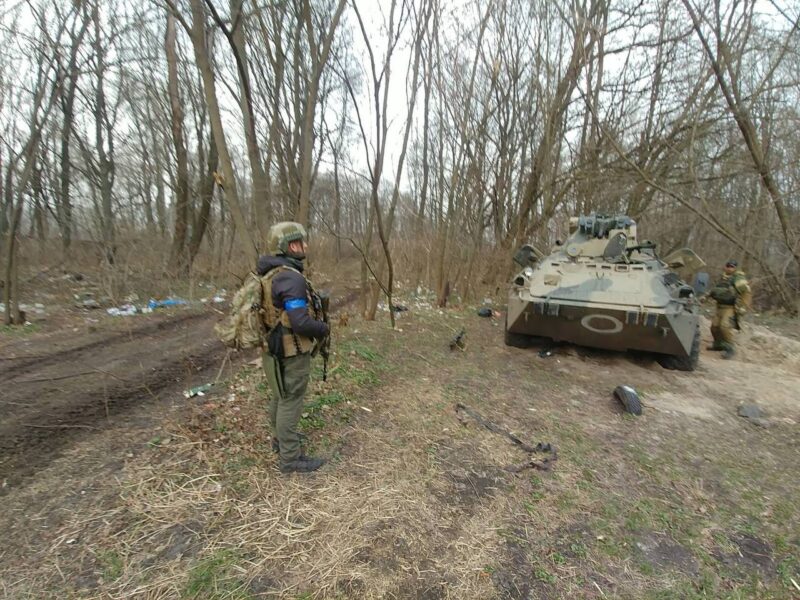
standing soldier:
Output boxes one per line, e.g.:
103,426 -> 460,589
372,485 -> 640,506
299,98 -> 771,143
707,259 -> 752,359
258,222 -> 329,473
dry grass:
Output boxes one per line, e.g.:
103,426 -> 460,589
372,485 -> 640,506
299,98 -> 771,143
2,297 -> 799,599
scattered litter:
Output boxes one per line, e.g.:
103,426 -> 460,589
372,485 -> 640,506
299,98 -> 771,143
184,383 -> 213,398
449,328 -> 466,351
360,406 -> 372,413
538,348 -> 553,358
212,295 -> 225,303
477,307 -> 493,317
148,297 -> 188,310
737,403 -> 765,419
0,303 -> 46,315
80,298 -> 101,310
737,403 -> 771,427
106,304 -> 138,317
613,385 -> 642,416
455,402 -> 557,472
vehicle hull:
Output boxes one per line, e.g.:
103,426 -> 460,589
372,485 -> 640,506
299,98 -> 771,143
507,292 -> 698,358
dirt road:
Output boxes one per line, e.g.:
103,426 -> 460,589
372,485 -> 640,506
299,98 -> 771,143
0,309 -> 230,490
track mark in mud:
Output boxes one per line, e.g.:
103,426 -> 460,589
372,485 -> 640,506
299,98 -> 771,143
0,311 -> 210,382
0,311 -> 231,491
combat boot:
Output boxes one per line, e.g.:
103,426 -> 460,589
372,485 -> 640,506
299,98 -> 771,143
706,344 -> 723,351
722,347 -> 736,360
280,456 -> 325,474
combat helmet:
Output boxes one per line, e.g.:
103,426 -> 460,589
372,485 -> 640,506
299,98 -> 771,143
267,221 -> 307,256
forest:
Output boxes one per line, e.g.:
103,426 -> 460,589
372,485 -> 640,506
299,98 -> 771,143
2,0 -> 799,323
3,2 -> 800,598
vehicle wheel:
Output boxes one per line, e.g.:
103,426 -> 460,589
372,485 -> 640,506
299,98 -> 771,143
658,325 -> 700,372
504,313 -> 551,348
613,385 -> 642,416
504,322 -> 533,348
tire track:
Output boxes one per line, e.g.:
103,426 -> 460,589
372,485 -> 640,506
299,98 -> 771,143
0,311 -> 210,382
0,311 -> 228,491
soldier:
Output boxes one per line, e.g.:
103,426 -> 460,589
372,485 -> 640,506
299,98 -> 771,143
258,222 -> 329,473
707,259 -> 752,359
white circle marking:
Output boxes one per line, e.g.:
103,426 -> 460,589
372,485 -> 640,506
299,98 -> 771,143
580,314 -> 624,334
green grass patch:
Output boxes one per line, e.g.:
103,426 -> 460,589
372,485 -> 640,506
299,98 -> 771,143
184,549 -> 251,599
300,390 -> 347,430
568,541 -> 587,559
0,322 -> 40,336
337,363 -> 379,386
534,565 -> 556,584
96,549 -> 124,581
777,555 -> 799,589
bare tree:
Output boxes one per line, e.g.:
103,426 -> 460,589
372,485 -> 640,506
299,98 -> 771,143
164,0 -> 256,256
3,5 -> 62,324
682,0 -> 799,312
165,11 -> 191,273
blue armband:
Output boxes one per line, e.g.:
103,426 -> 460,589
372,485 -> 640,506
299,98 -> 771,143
284,298 -> 308,310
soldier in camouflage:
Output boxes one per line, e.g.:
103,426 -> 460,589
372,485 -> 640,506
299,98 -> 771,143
258,222 -> 329,473
707,259 -> 752,359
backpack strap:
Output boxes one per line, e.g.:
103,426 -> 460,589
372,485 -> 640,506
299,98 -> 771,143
259,266 -> 296,329
261,265 -> 316,357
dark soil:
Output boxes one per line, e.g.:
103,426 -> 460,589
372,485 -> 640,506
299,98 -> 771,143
0,309 -> 232,490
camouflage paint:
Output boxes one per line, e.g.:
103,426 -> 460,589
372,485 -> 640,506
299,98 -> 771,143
507,214 -> 701,360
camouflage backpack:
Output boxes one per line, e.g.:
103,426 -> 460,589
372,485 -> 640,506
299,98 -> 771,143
215,272 -> 270,349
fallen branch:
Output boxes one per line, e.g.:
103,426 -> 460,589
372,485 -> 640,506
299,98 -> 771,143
455,402 -> 557,472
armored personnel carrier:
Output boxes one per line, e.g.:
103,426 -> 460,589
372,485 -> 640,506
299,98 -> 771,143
505,214 -> 703,371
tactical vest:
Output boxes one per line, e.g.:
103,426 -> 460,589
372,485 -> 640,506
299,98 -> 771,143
709,274 -> 743,306
261,266 -> 320,358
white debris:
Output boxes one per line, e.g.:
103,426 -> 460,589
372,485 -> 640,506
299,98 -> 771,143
106,304 -> 138,317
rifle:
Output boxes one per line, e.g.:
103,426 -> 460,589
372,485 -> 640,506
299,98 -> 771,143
312,291 -> 331,381
449,328 -> 466,351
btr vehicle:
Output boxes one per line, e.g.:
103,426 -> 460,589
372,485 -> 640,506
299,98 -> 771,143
505,214 -> 703,371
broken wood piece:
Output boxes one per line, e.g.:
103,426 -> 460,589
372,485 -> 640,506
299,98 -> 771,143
454,402 -> 557,471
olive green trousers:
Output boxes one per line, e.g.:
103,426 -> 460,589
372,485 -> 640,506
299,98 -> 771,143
710,305 -> 736,351
262,351 -> 311,465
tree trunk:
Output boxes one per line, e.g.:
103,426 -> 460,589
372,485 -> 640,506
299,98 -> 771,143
54,7 -> 90,256
186,0 -> 255,256
188,125 -> 218,266
166,13 -> 190,274
228,0 -> 270,243
92,3 -> 115,265
296,0 -> 347,227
